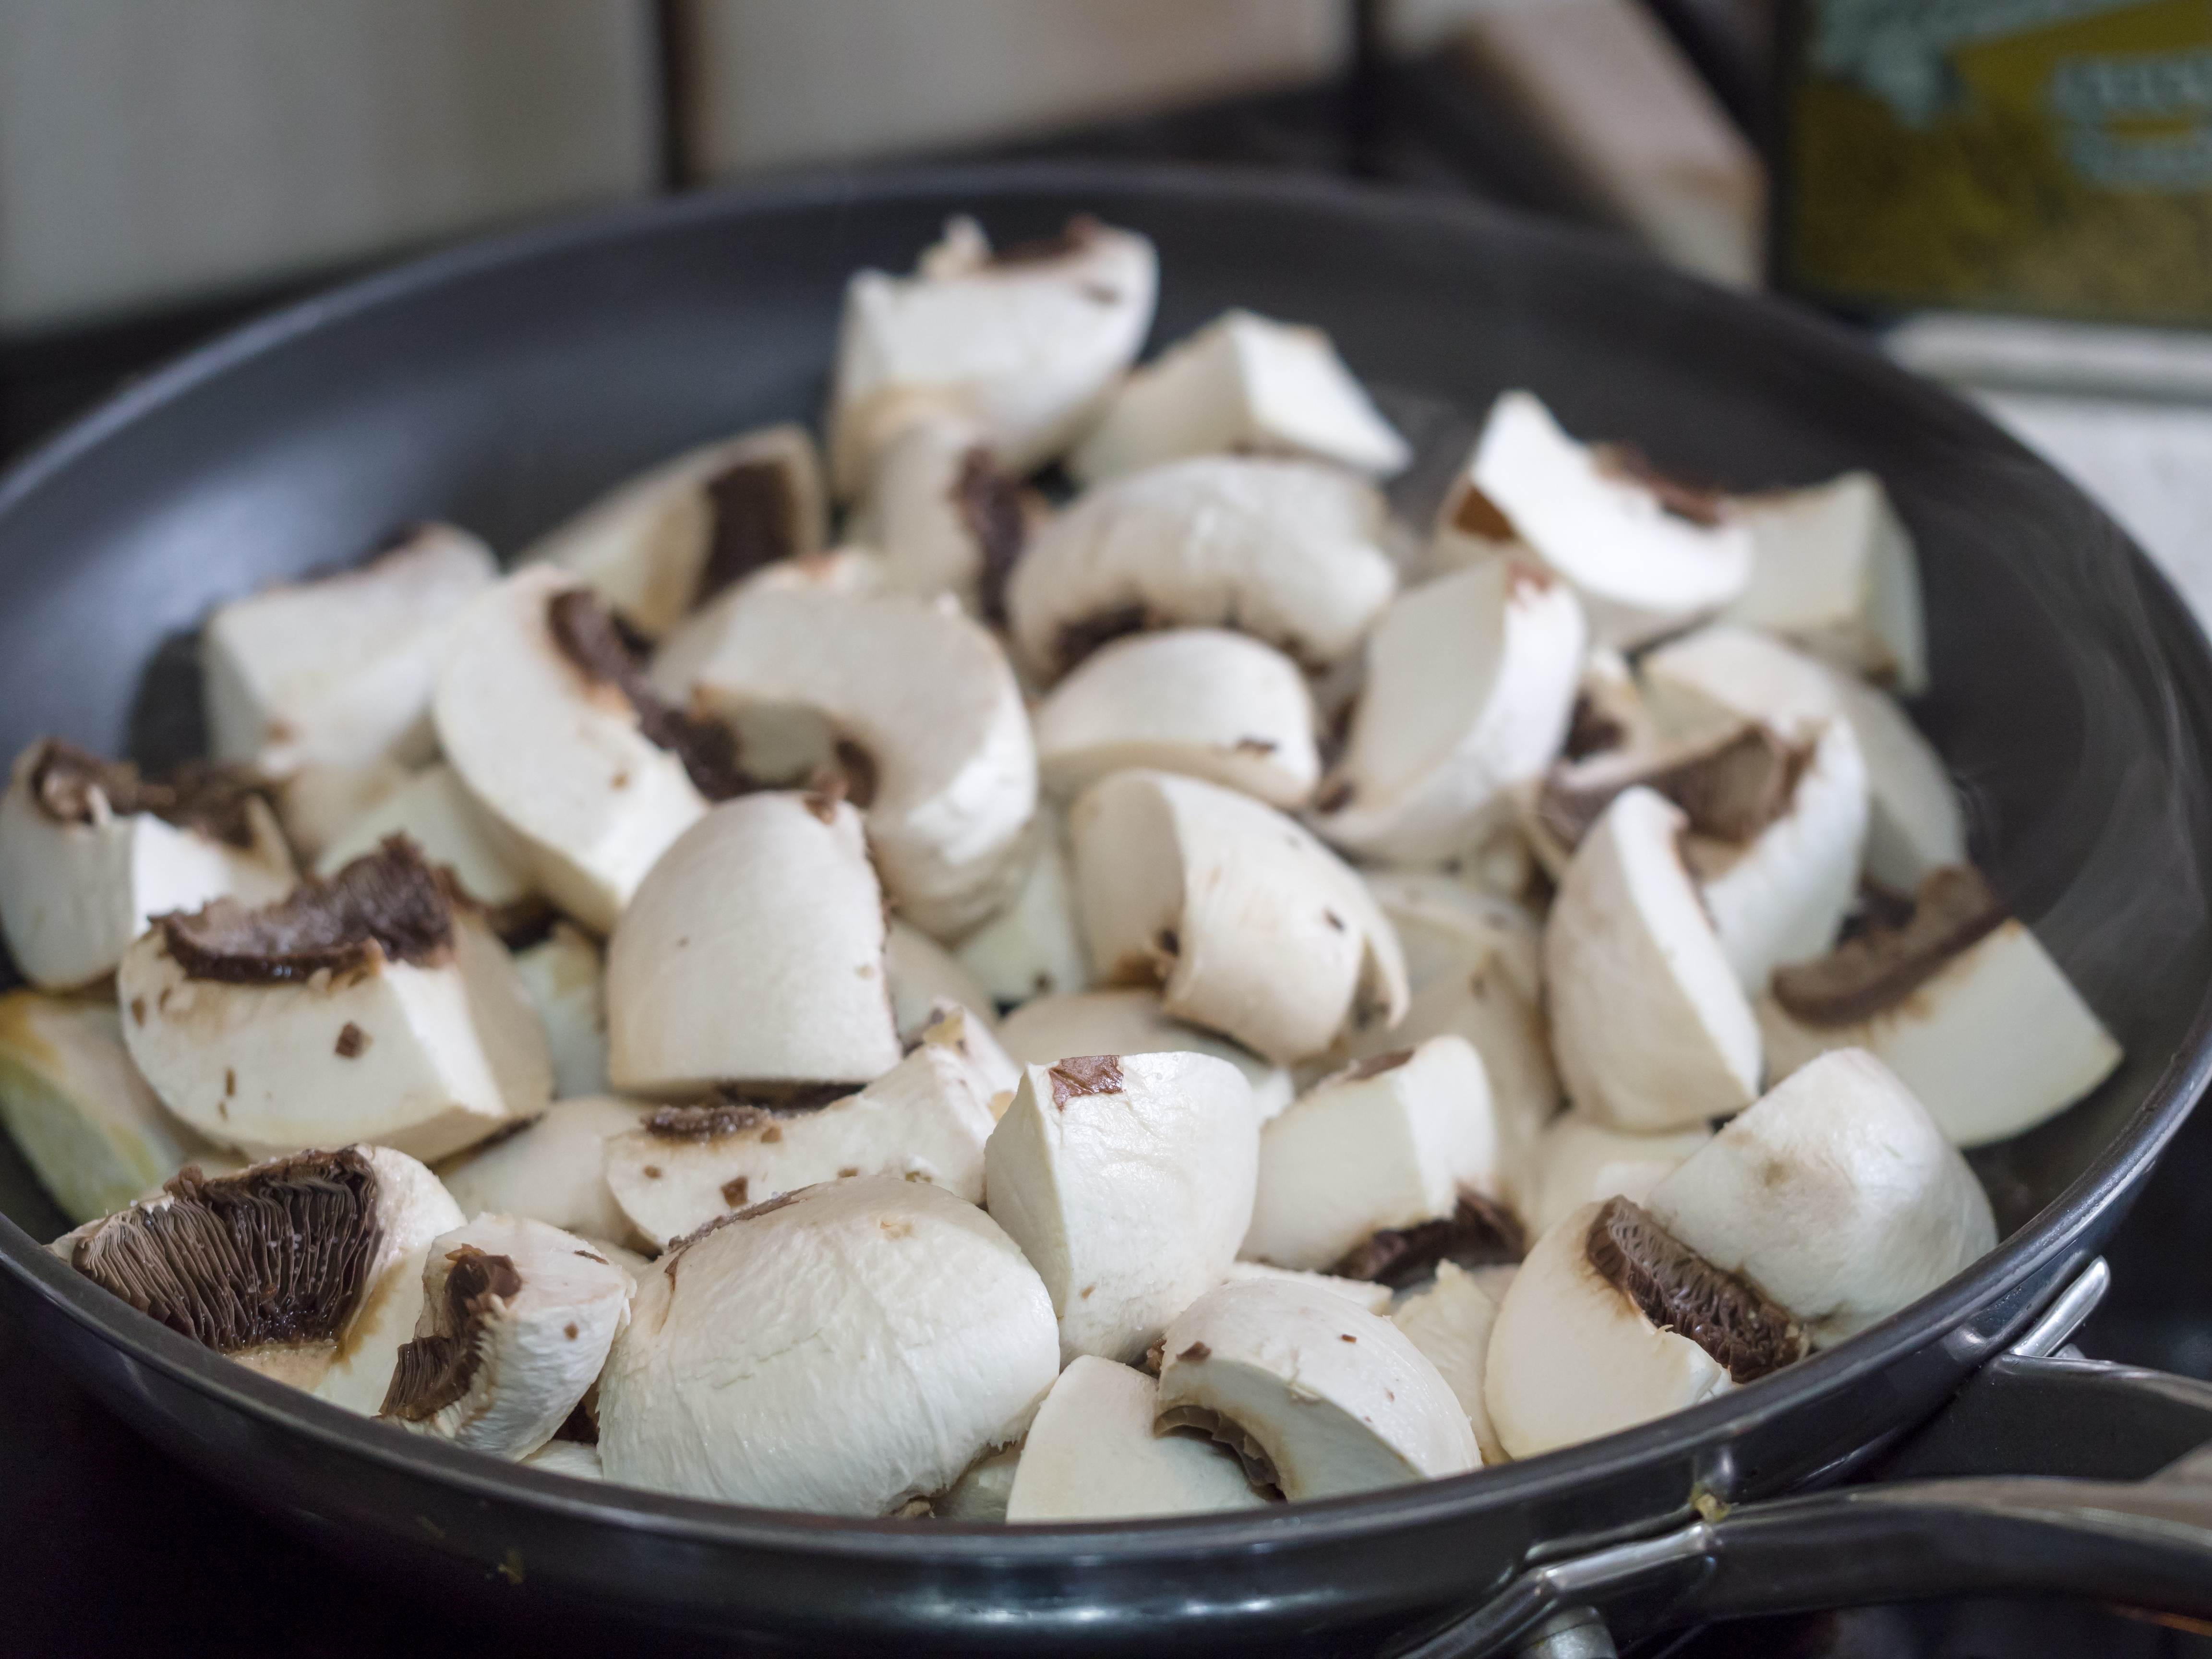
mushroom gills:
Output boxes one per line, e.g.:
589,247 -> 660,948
1004,1356 -> 1271,1521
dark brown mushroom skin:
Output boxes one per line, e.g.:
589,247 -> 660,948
545,588 -> 745,801
28,738 -> 272,851
1046,1055 -> 1123,1108
160,836 -> 453,985
380,1244 -> 525,1421
1585,1195 -> 1802,1384
1769,866 -> 2008,1029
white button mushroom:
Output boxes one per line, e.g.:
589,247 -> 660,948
437,1095 -> 653,1248
0,740 -> 296,991
1068,769 -> 1409,1067
950,805 -> 1095,1009
1068,308 -> 1410,484
603,792 -> 902,1097
313,763 -> 535,932
116,841 -> 553,1164
986,1052 -> 1258,1365
1510,1110 -> 1715,1240
884,918 -> 999,1042
1391,1261 -> 1504,1464
1003,1355 -> 1270,1522
849,402 -> 1038,616
1644,1047 -> 1996,1346
996,988 -> 1294,1122
508,923 -> 611,1100
1217,1260 -> 1395,1315
1154,1278 -> 1478,1500
596,1176 -> 1060,1515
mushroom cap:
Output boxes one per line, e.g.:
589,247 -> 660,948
1391,1261 -> 1503,1464
649,584 -> 1036,938
950,804 -> 1095,1009
985,1051 -> 1258,1365
1033,628 -> 1320,809
1004,1355 -> 1269,1522
604,792 -> 902,1096
828,215 -> 1159,491
509,923 -> 611,1101
434,566 -> 709,933
202,523 -> 497,775
1068,307 -> 1410,485
1645,1048 -> 1996,1346
1313,560 -> 1588,865
1154,1278 -> 1477,1500
1218,1260 -> 1395,1315
1068,769 -> 1408,1067
1511,1111 -> 1715,1240
597,1175 -> 1060,1515
438,1095 -> 653,1248
996,988 -> 1294,1121
1004,456 -> 1398,683
314,762 -> 532,913
1543,786 -> 1761,1130
884,919 -> 998,1042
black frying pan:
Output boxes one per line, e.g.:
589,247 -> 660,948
2,165 -> 2212,1658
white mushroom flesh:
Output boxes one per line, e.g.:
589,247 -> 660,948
950,805 -> 1095,1008
1004,1355 -> 1269,1521
437,1095 -> 653,1248
1217,1260 -> 1395,1315
1391,1261 -> 1503,1464
996,988 -> 1294,1122
314,763 -> 532,914
1512,1111 -> 1714,1241
509,923 -> 611,1101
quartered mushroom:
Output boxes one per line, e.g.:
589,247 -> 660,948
509,923 -> 611,1101
1244,1037 -> 1512,1279
434,568 -> 725,932
65,1144 -> 464,1410
1312,558 -> 1587,864
116,839 -> 552,1163
1068,769 -> 1409,1067
379,1214 -> 632,1459
1153,1277 -> 1478,1500
884,919 -> 998,1042
1003,1355 -> 1269,1521
0,739 -> 295,991
1068,307 -> 1410,484
1544,787 -> 1761,1131
271,756 -> 411,865
202,522 -> 497,777
985,1052 -> 1258,1364
649,583 -> 1036,937
1757,866 -> 2122,1147
950,805 -> 1095,1008
437,1096 -> 653,1249
314,763 -> 535,936
1644,1047 -> 1996,1346
1004,456 -> 1399,684
934,1441 -> 1024,1521
1391,1261 -> 1504,1465
1485,1196 -> 1804,1458
523,424 -> 827,640
827,214 -> 1159,491
1510,1111 -> 1715,1241
1032,628 -> 1321,809
1218,1260 -> 1395,1315
995,988 -> 1294,1121
596,1176 -> 1060,1515
848,401 -> 1038,617
603,792 -> 902,1097
1444,391 -> 1752,649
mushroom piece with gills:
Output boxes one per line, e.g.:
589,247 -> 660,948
1510,1111 -> 1715,1241
313,763 -> 535,936
1154,1278 -> 1478,1501
985,1052 -> 1258,1365
522,424 -> 826,640
1004,1356 -> 1269,1521
0,740 -> 296,992
1311,560 -> 1587,865
1544,787 -> 1762,1131
379,1214 -> 633,1460
604,793 -> 902,1098
996,988 -> 1294,1122
849,401 -> 1038,616
1068,769 -> 1409,1068
826,214 -> 1159,492
1068,307 -> 1410,485
508,923 -> 610,1100
884,919 -> 998,1042
1485,1197 -> 1804,1458
434,569 -> 722,933
951,805 -> 1095,1009
437,1096 -> 653,1249
649,583 -> 1036,938
116,839 -> 553,1164
1644,1047 -> 1996,1346
1391,1261 -> 1505,1465
1032,629 -> 1321,809
1004,456 -> 1399,684
597,1176 -> 1060,1515
1758,867 -> 2122,1148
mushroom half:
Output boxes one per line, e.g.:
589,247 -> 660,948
509,923 -> 611,1101
950,805 -> 1095,1009
996,988 -> 1294,1121
884,919 -> 998,1042
1510,1110 -> 1715,1241
1003,1356 -> 1269,1522
1391,1261 -> 1505,1465
314,763 -> 535,935
848,401 -> 1038,619
437,1095 -> 653,1250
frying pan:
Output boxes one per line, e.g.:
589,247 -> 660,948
1,165 -> 2212,1659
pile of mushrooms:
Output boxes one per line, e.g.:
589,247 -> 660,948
0,213 -> 2124,1523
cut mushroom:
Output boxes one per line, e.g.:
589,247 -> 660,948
950,805 -> 1094,1007
1068,769 -> 1408,1066
1004,456 -> 1399,683
1244,1037 -> 1508,1277
1510,1111 -> 1715,1241
603,793 -> 901,1097
1758,867 -> 2122,1147
379,1214 -> 632,1459
1391,1261 -> 1503,1465
437,1095 -> 653,1248
509,923 -> 610,1100
1312,559 -> 1587,864
1034,628 -> 1320,809
1153,1278 -> 1478,1500
1485,1196 -> 1802,1458
996,988 -> 1294,1121
985,1052 -> 1258,1364
597,1176 -> 1059,1515
649,584 -> 1036,938
116,840 -> 553,1163
434,568 -> 718,932
1218,1260 -> 1395,1315
934,1442 -> 1023,1521
884,919 -> 998,1042
66,1144 -> 464,1409
1452,392 -> 1752,649
1003,1355 -> 1269,1521
315,763 -> 535,927
1645,1047 -> 1996,1346
828,214 -> 1159,492
203,523 -> 497,775
1068,308 -> 1410,484
0,740 -> 296,991
850,402 -> 1039,617
1720,472 -> 1928,694
523,1439 -> 603,1481
273,757 -> 411,864
1544,787 -> 1761,1130
523,424 -> 827,640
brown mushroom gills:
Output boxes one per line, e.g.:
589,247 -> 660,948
30,738 -> 271,851
160,837 -> 453,984
1584,1195 -> 1802,1384
1768,866 -> 2008,1029
546,588 -> 745,800
1327,1190 -> 1526,1286
1537,722 -> 1804,853
380,1244 -> 525,1420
